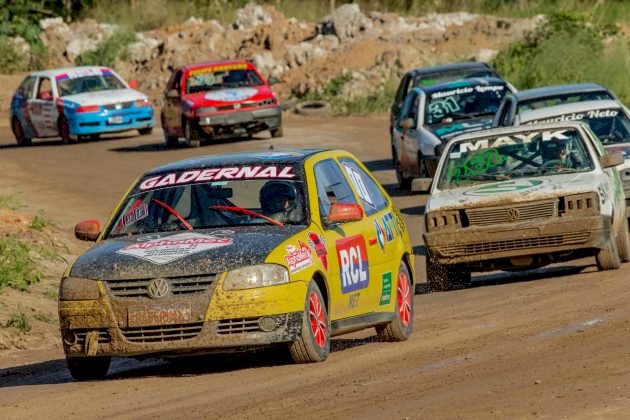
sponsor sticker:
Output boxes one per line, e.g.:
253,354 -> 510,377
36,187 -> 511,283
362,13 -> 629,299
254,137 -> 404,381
205,88 -> 258,102
284,241 -> 313,274
117,232 -> 233,264
348,292 -> 360,309
526,109 -> 620,125
122,203 -> 148,227
379,272 -> 392,306
382,212 -> 395,242
336,235 -> 369,294
307,232 -> 328,270
374,219 -> 386,251
464,179 -> 547,196
188,63 -> 248,76
138,165 -> 297,190
343,163 -> 375,208
430,84 -> 505,99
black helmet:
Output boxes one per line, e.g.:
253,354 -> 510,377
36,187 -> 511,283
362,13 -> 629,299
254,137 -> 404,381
259,181 -> 297,216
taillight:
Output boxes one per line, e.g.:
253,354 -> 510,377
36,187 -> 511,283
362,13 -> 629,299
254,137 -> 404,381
135,98 -> 152,107
76,105 -> 100,113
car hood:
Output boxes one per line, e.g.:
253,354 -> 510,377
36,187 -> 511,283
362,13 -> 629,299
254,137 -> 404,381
62,89 -> 148,106
603,143 -> 630,171
70,225 -> 305,280
429,116 -> 494,140
428,172 -> 603,211
182,85 -> 274,107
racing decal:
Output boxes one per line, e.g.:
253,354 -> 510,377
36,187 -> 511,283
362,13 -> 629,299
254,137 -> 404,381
342,163 -> 375,208
598,184 -> 609,205
382,212 -> 396,242
189,63 -> 248,76
307,232 -> 328,270
434,120 -> 489,139
251,152 -> 303,160
205,88 -> 258,102
336,235 -> 369,294
447,148 -> 507,182
116,232 -> 233,264
464,179 -> 548,196
379,272 -> 392,306
55,68 -> 112,81
526,109 -> 619,125
449,129 -> 571,159
284,241 -> 313,274
139,165 -> 297,190
374,219 -> 386,251
122,203 -> 149,227
392,206 -> 406,235
348,292 -> 360,309
430,84 -> 505,100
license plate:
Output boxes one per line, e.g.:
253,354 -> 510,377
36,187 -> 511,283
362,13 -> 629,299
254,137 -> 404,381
108,116 -> 124,124
128,303 -> 191,327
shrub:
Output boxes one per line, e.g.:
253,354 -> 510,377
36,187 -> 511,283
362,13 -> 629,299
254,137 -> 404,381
4,311 -> 31,333
0,237 -> 41,292
0,36 -> 27,74
75,29 -> 136,67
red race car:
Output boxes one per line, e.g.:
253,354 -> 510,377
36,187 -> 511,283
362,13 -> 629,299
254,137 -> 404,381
161,60 -> 283,148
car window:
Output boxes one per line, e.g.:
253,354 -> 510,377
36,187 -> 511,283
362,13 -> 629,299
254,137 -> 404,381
172,70 -> 182,91
425,83 -> 507,125
314,159 -> 358,221
185,65 -> 263,94
517,91 -> 615,113
57,73 -> 125,96
37,78 -> 53,100
18,76 -> 37,99
394,75 -> 411,106
338,158 -> 388,216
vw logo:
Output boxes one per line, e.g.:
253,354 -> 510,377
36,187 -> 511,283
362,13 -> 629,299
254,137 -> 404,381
506,208 -> 520,222
147,278 -> 169,299
233,103 -> 241,110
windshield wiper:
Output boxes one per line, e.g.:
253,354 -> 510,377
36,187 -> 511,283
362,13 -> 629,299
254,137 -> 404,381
210,205 -> 284,227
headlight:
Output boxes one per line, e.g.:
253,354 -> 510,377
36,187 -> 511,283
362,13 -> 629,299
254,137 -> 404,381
425,210 -> 462,232
196,106 -> 217,115
59,277 -> 100,300
223,264 -> 289,290
134,98 -> 152,107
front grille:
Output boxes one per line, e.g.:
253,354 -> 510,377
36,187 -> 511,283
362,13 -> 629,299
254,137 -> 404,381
75,329 -> 111,345
437,232 -> 591,257
121,322 -> 203,343
466,200 -> 558,226
106,274 -> 215,298
217,317 -> 262,335
104,101 -> 133,110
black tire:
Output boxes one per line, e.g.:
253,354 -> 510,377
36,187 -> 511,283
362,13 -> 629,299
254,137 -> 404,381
184,119 -> 201,148
270,126 -> 284,138
66,356 -> 111,381
616,215 -> 630,263
138,127 -> 153,136
58,117 -> 75,145
289,280 -> 330,363
596,234 -> 621,271
294,100 -> 331,117
395,157 -> 412,190
391,146 -> 397,166
162,115 -> 179,148
376,261 -> 413,341
11,117 -> 32,146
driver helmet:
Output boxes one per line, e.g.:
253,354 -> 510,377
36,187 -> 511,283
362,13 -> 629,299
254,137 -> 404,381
259,181 -> 297,219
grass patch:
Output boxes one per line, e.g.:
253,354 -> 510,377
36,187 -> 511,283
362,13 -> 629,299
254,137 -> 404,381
75,28 -> 137,68
30,213 -> 54,231
0,236 -> 41,292
0,195 -> 22,211
4,312 -> 31,333
34,312 -> 57,325
45,288 -> 59,301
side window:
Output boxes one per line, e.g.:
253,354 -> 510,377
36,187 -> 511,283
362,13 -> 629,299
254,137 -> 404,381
339,158 -> 388,216
18,77 -> 37,99
394,75 -> 411,105
36,78 -> 53,100
314,159 -> 358,221
407,92 -> 420,125
497,99 -> 511,126
173,71 -> 183,92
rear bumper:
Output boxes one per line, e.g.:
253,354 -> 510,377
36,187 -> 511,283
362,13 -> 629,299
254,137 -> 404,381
424,215 -> 611,265
197,106 -> 281,130
69,107 -> 155,135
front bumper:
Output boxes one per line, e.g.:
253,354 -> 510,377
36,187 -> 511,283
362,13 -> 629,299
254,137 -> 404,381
59,279 -> 307,358
69,107 -> 155,135
197,106 -> 281,130
424,215 -> 611,265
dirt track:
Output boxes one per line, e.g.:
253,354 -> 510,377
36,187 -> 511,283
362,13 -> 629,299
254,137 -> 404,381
1,115 -> 630,419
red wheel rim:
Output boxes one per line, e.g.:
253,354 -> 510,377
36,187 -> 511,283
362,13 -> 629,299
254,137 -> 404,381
397,271 -> 411,327
309,291 -> 327,349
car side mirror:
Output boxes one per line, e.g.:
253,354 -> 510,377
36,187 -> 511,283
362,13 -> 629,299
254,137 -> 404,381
600,152 -> 624,169
325,203 -> 363,226
166,89 -> 180,98
399,118 -> 414,130
128,80 -> 139,89
267,76 -> 280,86
75,220 -> 101,241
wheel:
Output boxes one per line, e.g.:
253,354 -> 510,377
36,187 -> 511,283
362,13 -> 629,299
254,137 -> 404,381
162,115 -> 179,148
11,117 -> 32,146
395,157 -> 412,190
58,117 -> 76,145
616,215 -> 630,263
270,126 -> 283,138
66,356 -> 111,381
376,261 -> 413,341
288,280 -> 329,363
596,233 -> 621,271
391,146 -> 397,166
184,119 -> 201,148
138,127 -> 153,136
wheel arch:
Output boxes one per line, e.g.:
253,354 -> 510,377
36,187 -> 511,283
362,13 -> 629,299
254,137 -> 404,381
401,252 -> 414,285
311,270 -> 330,313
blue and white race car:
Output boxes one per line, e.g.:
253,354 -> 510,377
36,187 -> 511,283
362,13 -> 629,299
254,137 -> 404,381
10,66 -> 155,146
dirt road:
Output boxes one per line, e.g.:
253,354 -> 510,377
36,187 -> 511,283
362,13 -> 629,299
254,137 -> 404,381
1,115 -> 629,419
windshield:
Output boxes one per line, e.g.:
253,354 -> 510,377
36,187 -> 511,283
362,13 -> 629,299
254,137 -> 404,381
106,173 -> 306,238
517,91 -> 614,113
57,74 -> 126,96
425,84 -> 507,125
525,109 -> 630,145
437,128 -> 595,190
416,70 -> 498,87
186,66 -> 263,94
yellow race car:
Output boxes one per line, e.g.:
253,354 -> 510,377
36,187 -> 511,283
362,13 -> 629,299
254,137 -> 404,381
59,149 -> 414,380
